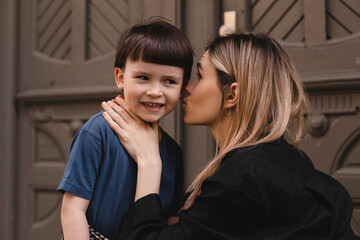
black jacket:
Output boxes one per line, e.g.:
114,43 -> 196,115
119,139 -> 356,239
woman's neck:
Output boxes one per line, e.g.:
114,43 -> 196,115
208,116 -> 232,150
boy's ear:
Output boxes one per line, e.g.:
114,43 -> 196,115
114,67 -> 124,90
224,82 -> 238,109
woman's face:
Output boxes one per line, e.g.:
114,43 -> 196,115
182,51 -> 223,127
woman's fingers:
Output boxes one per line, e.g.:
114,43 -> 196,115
105,100 -> 133,125
114,96 -> 143,124
102,111 -> 123,134
102,101 -> 126,127
101,96 -> 161,164
102,102 -> 126,137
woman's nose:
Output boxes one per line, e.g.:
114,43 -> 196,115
185,79 -> 196,95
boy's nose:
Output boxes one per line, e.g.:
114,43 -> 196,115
146,85 -> 163,97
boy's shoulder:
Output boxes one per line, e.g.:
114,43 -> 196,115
77,111 -> 111,140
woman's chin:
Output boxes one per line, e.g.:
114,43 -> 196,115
183,117 -> 197,125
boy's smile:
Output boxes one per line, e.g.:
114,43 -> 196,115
115,60 -> 184,123
141,102 -> 164,111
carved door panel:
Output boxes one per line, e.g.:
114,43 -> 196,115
17,109 -> 74,239
16,0 -> 182,239
220,0 -> 360,234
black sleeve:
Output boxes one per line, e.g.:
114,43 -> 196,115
119,194 -> 177,240
119,193 -> 222,240
119,150 -> 270,240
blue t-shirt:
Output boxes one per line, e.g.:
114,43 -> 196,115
58,112 -> 183,240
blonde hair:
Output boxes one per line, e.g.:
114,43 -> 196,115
183,33 -> 310,210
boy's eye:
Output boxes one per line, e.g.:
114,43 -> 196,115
164,79 -> 176,84
137,75 -> 149,80
196,72 -> 202,79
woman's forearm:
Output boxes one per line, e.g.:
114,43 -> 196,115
135,159 -> 162,202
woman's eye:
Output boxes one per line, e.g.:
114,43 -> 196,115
164,79 -> 176,84
196,72 -> 202,79
137,76 -> 149,80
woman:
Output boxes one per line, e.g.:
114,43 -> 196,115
102,33 -> 356,239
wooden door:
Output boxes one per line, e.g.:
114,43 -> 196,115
16,0 -> 182,239
218,0 -> 360,234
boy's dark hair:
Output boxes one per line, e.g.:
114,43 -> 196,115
115,18 -> 194,89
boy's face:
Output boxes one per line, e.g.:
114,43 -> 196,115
115,60 -> 184,123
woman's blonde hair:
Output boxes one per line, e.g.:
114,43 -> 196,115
183,33 -> 310,210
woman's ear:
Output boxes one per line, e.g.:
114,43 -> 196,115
114,67 -> 124,90
224,82 -> 238,109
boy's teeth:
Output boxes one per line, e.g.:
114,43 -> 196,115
143,103 -> 162,108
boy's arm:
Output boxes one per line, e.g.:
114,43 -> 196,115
61,192 -> 90,240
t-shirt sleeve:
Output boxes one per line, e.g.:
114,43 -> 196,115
57,130 -> 103,200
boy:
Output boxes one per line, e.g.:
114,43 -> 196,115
58,19 -> 193,240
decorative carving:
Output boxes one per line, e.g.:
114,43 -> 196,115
251,0 -> 304,42
310,94 -> 358,114
326,0 -> 360,40
86,0 -> 128,60
36,0 -> 72,61
28,102 -> 102,122
28,105 -> 52,122
28,102 -> 102,138
35,128 -> 63,163
33,189 -> 62,225
51,102 -> 102,121
332,126 -> 360,174
310,114 -> 329,136
35,0 -> 130,62
251,0 -> 360,43
69,119 -> 84,136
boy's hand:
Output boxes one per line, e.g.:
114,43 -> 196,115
102,96 -> 160,166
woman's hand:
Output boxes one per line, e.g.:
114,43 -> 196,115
101,96 -> 160,166
102,96 -> 162,201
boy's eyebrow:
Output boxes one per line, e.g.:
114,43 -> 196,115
133,70 -> 150,75
160,72 -> 183,81
162,74 -> 183,81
